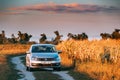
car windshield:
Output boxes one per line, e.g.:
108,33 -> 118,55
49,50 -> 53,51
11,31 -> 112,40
32,45 -> 57,53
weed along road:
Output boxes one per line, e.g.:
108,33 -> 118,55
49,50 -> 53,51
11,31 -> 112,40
11,55 -> 75,80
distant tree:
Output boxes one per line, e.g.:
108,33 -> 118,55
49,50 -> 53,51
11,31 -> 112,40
39,33 -> 47,44
112,29 -> 120,39
81,32 -> 88,40
100,29 -> 120,40
18,31 -> 32,44
0,30 -> 7,44
53,31 -> 63,45
100,33 -> 112,40
67,32 -> 88,40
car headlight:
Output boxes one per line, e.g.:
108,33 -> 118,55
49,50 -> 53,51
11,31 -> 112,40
55,56 -> 60,61
31,57 -> 37,61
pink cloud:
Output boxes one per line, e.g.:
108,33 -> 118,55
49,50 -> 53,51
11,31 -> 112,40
10,3 -> 120,13
0,11 -> 25,16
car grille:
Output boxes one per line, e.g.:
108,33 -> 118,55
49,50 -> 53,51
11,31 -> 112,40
37,58 -> 55,61
32,63 -> 60,66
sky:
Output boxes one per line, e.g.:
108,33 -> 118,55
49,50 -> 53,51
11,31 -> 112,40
0,0 -> 120,42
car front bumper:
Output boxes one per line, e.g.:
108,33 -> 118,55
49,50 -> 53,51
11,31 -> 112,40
30,61 -> 61,68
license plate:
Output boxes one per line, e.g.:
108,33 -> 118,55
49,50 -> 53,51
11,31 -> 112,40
41,61 -> 51,64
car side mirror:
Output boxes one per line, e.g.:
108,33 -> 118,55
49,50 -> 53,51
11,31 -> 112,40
57,50 -> 62,54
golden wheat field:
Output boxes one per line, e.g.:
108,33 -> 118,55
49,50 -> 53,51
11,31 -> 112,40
57,39 -> 120,80
0,44 -> 31,80
0,39 -> 120,80
0,44 -> 30,55
0,44 -> 30,64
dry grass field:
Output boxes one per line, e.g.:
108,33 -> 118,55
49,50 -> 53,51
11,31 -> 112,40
0,39 -> 120,80
0,44 -> 30,65
0,44 -> 30,55
57,39 -> 120,80
0,44 -> 31,80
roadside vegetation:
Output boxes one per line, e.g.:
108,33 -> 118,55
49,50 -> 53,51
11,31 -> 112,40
0,39 -> 120,80
57,39 -> 120,80
0,44 -> 30,80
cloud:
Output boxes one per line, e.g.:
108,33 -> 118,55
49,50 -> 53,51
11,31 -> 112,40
10,3 -> 120,13
0,11 -> 25,16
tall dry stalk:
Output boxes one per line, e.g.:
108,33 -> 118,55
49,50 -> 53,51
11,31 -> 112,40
57,39 -> 120,80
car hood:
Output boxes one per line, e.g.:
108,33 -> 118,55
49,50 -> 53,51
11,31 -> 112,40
31,52 -> 59,58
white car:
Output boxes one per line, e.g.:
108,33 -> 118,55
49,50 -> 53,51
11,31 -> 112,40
26,44 -> 61,71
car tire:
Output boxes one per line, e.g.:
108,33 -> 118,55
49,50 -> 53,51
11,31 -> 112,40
26,66 -> 33,71
26,66 -> 29,71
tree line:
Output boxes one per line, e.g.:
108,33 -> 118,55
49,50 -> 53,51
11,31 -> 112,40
0,29 -> 120,44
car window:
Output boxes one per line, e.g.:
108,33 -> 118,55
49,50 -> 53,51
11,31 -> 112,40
32,46 -> 56,53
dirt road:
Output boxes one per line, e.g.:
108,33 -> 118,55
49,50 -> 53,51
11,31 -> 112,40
11,56 -> 74,80
12,56 -> 35,80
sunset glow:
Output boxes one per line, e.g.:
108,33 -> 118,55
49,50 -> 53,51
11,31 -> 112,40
0,0 -> 120,42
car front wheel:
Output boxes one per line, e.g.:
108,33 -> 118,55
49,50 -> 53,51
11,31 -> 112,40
26,66 -> 33,71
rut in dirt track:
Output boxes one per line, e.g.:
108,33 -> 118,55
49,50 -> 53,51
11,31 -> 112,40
12,56 -> 35,80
